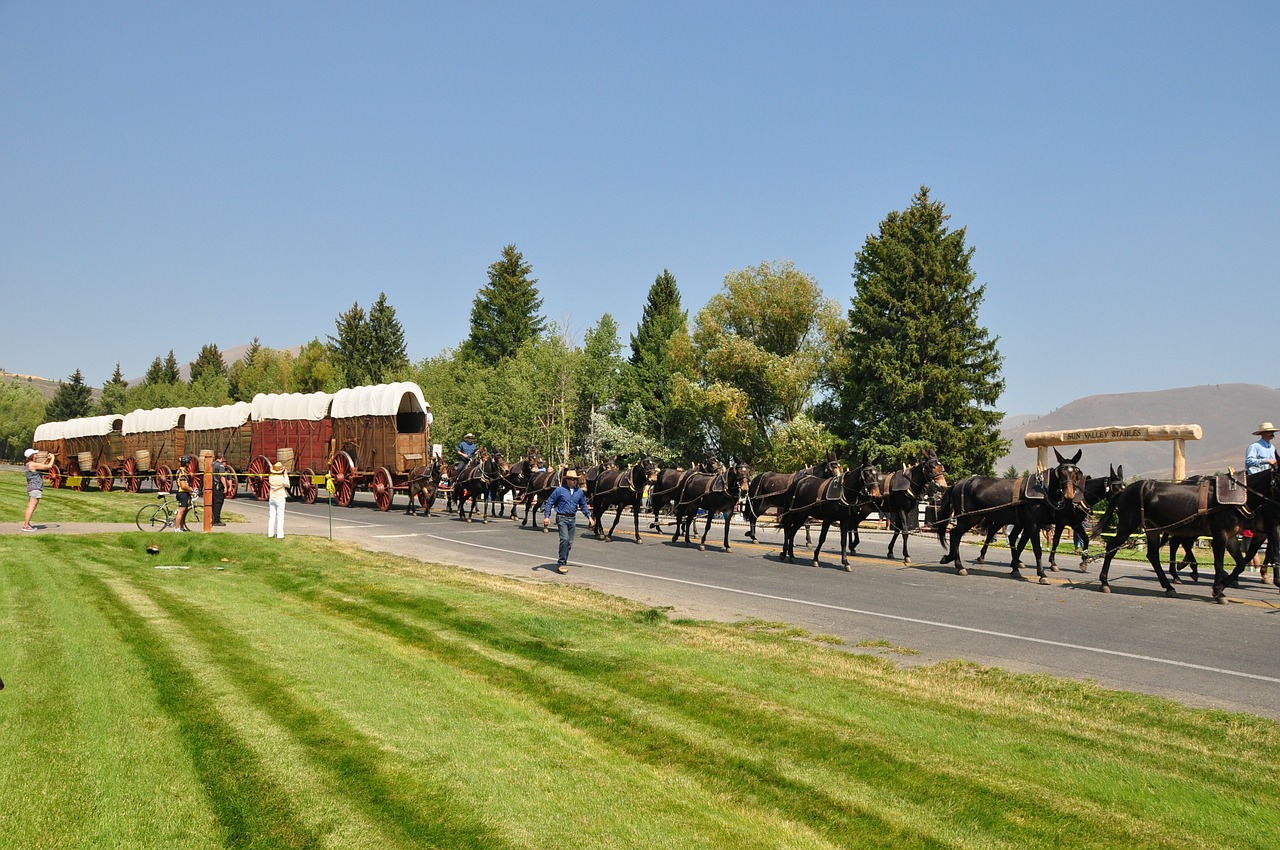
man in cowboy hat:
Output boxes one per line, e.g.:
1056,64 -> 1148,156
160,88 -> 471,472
455,432 -> 478,478
1246,423 -> 1278,476
543,468 -> 592,574
267,459 -> 290,539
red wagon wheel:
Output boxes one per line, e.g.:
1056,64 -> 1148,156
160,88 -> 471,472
155,464 -> 172,493
68,462 -> 87,491
329,451 -> 357,507
246,456 -> 272,501
372,466 -> 394,512
45,462 -> 63,490
184,457 -> 202,498
96,464 -> 114,492
222,464 -> 238,499
299,467 -> 319,504
122,457 -> 141,493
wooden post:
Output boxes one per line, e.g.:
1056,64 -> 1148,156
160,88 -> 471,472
1173,439 -> 1186,482
1036,446 -> 1048,472
203,455 -> 213,532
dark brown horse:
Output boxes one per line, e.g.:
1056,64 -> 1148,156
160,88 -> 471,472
1091,467 -> 1280,600
405,455 -> 449,517
453,449 -> 508,523
670,459 -> 752,552
519,465 -> 563,530
590,454 -> 660,542
935,450 -> 1083,582
648,466 -> 689,534
778,458 -> 881,569
743,453 -> 842,543
864,451 -> 948,565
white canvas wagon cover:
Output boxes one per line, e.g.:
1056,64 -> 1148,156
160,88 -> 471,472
330,382 -> 429,419
122,407 -> 188,435
62,414 -> 124,439
185,402 -> 252,432
251,391 -> 333,422
34,421 -> 66,442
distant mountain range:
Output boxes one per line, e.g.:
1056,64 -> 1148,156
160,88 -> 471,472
996,383 -> 1280,480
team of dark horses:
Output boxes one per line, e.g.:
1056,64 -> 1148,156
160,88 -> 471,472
400,444 -> 1280,604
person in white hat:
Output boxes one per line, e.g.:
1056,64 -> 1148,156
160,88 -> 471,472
1246,423 -> 1278,476
267,460 -> 290,539
22,448 -> 56,531
543,468 -> 592,574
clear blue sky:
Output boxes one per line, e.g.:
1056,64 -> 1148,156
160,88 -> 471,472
2,2 -> 1275,416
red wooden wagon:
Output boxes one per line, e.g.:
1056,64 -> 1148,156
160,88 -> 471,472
121,407 -> 188,493
182,402 -> 252,498
64,414 -> 126,491
248,390 -> 334,504
327,382 -> 432,511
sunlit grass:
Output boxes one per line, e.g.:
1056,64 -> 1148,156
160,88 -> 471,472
1,532 -> 1277,848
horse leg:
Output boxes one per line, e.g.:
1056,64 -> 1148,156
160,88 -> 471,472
1048,524 -> 1065,571
607,505 -> 624,542
1215,533 -> 1249,602
1030,526 -> 1049,583
945,524 -> 969,575
630,497 -> 643,543
976,524 -> 999,565
813,518 -> 832,569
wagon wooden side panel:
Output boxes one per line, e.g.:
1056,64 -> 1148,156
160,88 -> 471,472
249,391 -> 334,503
32,421 -> 68,488
183,402 -> 253,496
61,415 -> 125,491
328,382 -> 431,510
121,407 -> 188,493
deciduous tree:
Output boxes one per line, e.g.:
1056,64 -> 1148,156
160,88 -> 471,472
0,379 -> 46,458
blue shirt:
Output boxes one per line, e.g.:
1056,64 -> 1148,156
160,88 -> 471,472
1246,438 -> 1276,475
457,440 -> 477,459
544,485 -> 591,520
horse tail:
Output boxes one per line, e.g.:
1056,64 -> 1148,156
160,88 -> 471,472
935,484 -> 955,546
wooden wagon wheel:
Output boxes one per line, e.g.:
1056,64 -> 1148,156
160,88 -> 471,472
184,457 -> 202,498
246,456 -> 272,501
329,451 -> 357,507
299,467 -> 319,505
372,466 -> 394,512
96,464 -> 114,492
68,465 -> 87,491
45,462 -> 63,490
222,464 -> 238,499
122,456 -> 141,493
155,464 -> 172,494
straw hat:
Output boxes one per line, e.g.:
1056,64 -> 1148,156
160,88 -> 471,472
1253,423 -> 1278,436
271,460 -> 286,473
563,468 -> 579,480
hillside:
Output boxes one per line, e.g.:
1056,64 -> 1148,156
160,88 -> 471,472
0,370 -> 101,402
996,383 -> 1280,480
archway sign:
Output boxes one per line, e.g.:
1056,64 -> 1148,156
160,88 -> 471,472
1024,424 -> 1202,481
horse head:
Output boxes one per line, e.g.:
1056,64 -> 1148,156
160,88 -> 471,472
1052,450 -> 1085,503
858,454 -> 882,499
730,458 -> 753,496
640,453 -> 659,485
919,451 -> 947,493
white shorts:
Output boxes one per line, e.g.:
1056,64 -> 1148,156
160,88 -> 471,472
27,489 -> 43,500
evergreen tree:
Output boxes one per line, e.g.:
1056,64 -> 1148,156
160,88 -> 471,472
162,350 -> 181,384
619,270 -> 686,446
97,363 -> 129,415
365,292 -> 409,382
143,356 -> 169,386
45,369 -> 95,422
328,302 -> 370,385
461,244 -> 546,366
576,314 -> 624,458
189,343 -> 226,383
823,186 -> 1007,477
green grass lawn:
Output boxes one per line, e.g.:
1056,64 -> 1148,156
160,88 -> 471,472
1,533 -> 1277,849
1,470 -> 246,525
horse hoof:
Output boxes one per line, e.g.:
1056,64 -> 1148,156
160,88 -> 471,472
1050,564 -> 1059,572
1171,576 -> 1182,585
1214,595 -> 1227,604
1100,584 -> 1111,593
1038,577 -> 1049,585
976,556 -> 985,566
957,567 -> 968,576
698,544 -> 706,552
1079,561 -> 1089,573
902,558 -> 912,566
542,527 -> 548,534
1166,587 -> 1178,599
634,537 -> 642,544
840,564 -> 851,572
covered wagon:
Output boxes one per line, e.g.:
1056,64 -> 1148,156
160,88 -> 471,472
121,407 -> 188,493
62,414 -> 126,491
182,402 -> 252,498
328,382 -> 431,510
249,391 -> 334,503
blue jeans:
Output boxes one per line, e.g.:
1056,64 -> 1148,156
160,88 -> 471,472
556,514 -> 577,564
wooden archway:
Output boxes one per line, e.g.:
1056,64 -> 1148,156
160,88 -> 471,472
1024,424 -> 1202,481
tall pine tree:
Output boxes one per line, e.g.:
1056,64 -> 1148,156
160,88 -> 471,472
823,186 -> 1006,476
97,363 -> 129,415
328,302 -> 371,385
365,292 -> 409,382
189,343 -> 226,383
45,369 -> 95,422
619,270 -> 686,447
461,244 -> 545,366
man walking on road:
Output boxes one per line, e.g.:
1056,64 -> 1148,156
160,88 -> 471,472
543,468 -> 591,574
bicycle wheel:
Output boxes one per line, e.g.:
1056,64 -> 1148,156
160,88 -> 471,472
137,504 -> 170,532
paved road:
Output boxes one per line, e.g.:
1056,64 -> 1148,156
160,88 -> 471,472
17,491 -> 1280,719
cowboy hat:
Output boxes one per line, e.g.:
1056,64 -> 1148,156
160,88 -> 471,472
464,433 -> 475,440
1254,423 -> 1278,435
563,468 -> 579,479
270,461 -> 286,473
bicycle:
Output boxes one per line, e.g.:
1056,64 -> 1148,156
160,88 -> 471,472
136,492 -> 202,532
